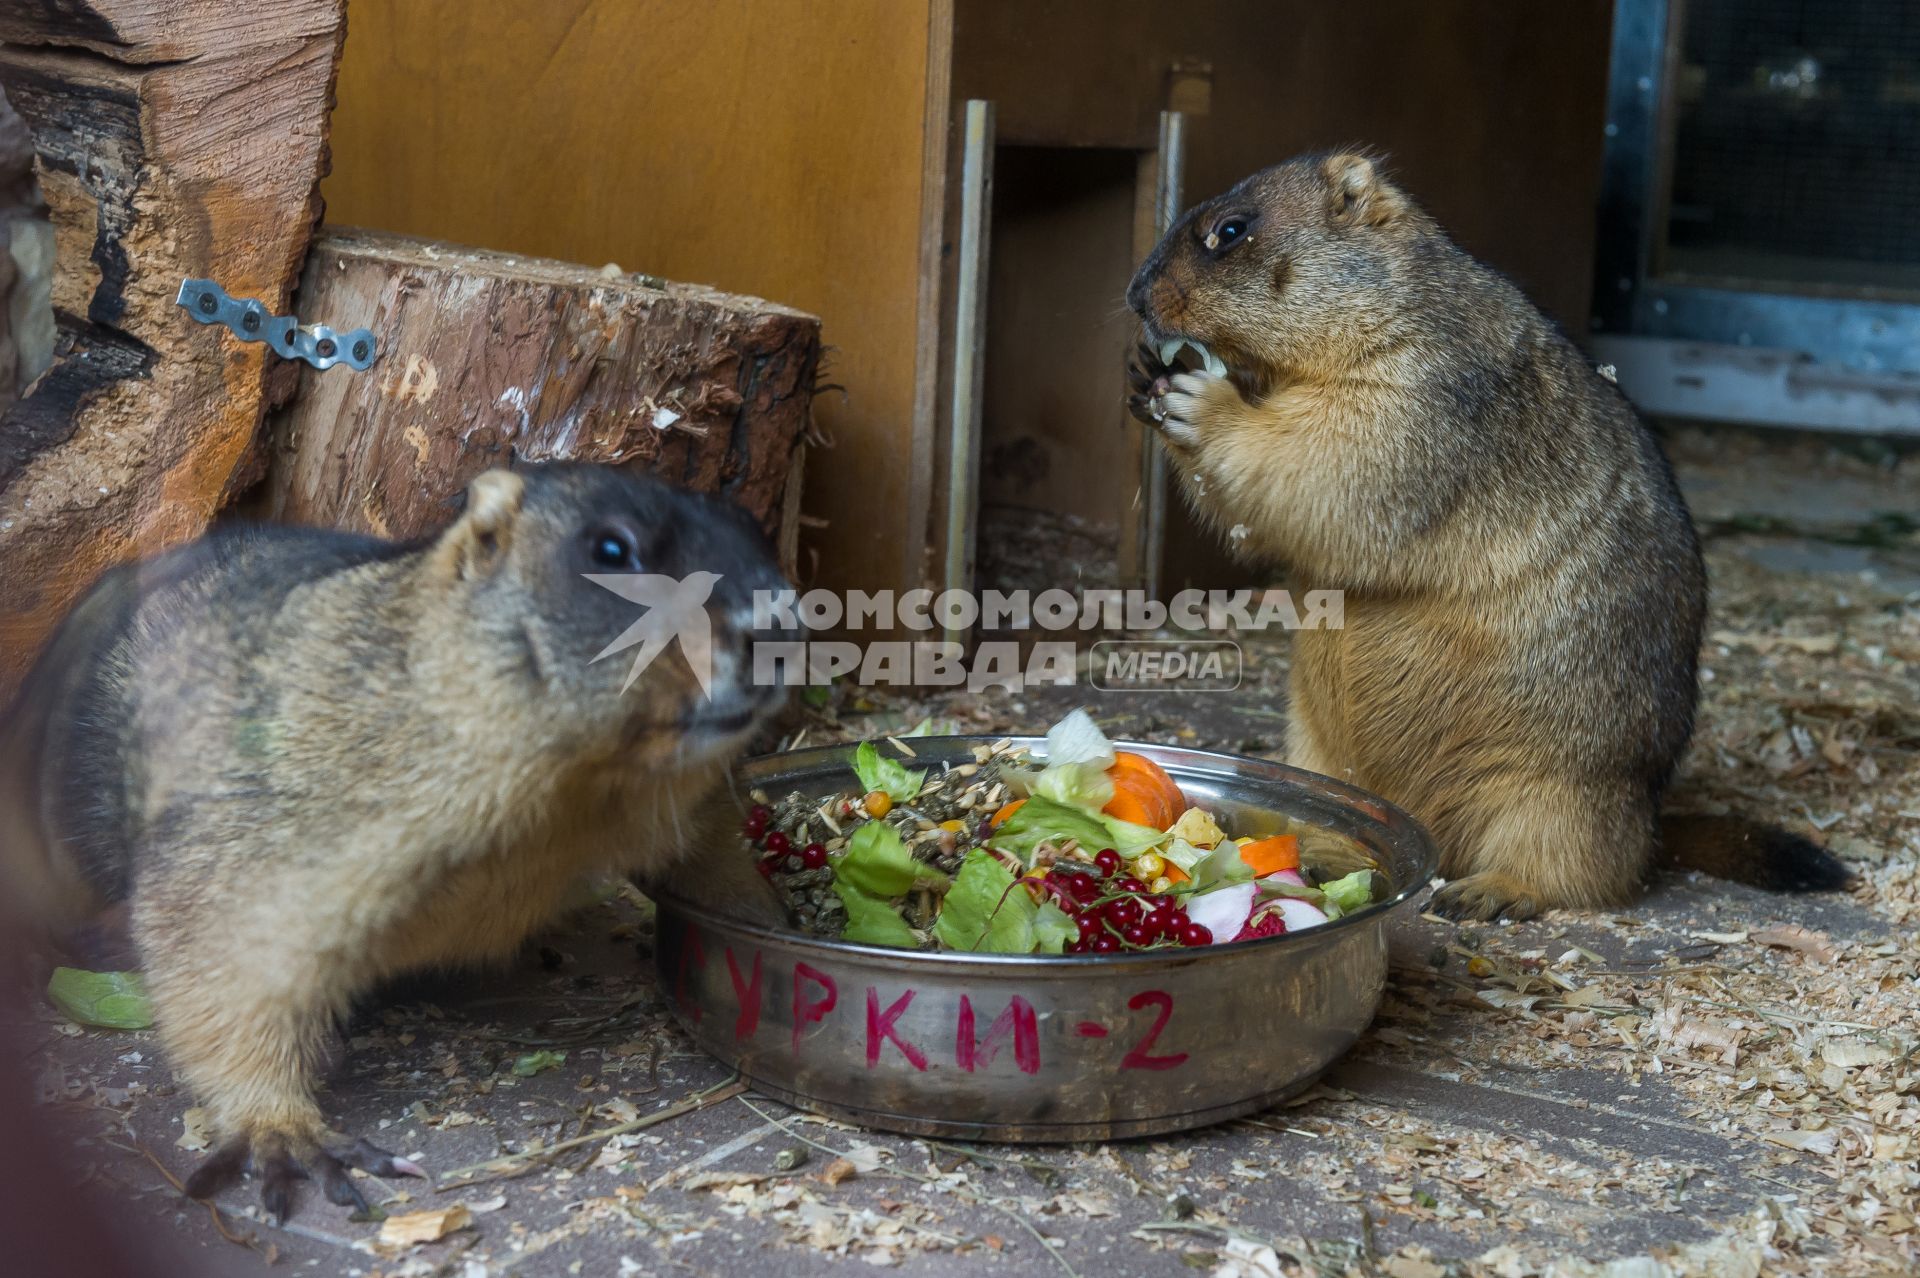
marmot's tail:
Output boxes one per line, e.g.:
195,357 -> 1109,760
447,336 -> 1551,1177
1661,814 -> 1852,892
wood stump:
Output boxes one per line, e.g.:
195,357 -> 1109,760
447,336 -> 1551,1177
258,229 -> 820,546
0,0 -> 346,695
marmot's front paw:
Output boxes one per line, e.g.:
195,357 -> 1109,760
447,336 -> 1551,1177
185,1127 -> 427,1222
1127,342 -> 1175,426
1430,873 -> 1542,923
1155,370 -> 1236,449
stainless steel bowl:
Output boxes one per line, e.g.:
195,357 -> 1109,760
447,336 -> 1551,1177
653,737 -> 1437,1142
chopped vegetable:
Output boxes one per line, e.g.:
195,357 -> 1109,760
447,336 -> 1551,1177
1321,869 -> 1377,917
1032,760 -> 1116,812
853,741 -> 923,803
1167,808 -> 1226,849
835,881 -> 921,948
47,968 -> 153,1030
746,716 -> 1388,956
836,820 -> 949,897
1185,882 -> 1257,943
512,1050 -> 566,1077
1238,834 -> 1301,877
932,850 -> 1039,953
1104,751 -> 1187,828
1043,708 -> 1116,769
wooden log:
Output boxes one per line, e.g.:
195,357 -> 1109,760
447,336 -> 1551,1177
258,229 -> 821,547
0,0 -> 345,695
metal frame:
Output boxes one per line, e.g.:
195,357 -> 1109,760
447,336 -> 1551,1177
1136,110 -> 1185,602
941,99 -> 995,648
1592,0 -> 1920,433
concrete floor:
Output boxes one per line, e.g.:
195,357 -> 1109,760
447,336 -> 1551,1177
14,426 -> 1920,1277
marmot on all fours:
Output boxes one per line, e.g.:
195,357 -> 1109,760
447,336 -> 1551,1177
1125,151 -> 1849,922
0,464 -> 792,1220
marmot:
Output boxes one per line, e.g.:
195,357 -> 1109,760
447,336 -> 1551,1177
1125,151 -> 1848,921
0,464 -> 791,1219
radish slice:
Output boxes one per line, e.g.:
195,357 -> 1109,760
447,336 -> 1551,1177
1264,868 -> 1307,887
1185,882 -> 1257,944
1269,897 -> 1331,933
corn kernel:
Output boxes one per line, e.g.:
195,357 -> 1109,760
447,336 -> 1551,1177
1134,852 -> 1165,878
938,819 -> 966,832
863,790 -> 893,818
1149,876 -> 1175,894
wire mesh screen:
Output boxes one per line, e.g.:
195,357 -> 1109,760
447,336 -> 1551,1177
1662,0 -> 1920,296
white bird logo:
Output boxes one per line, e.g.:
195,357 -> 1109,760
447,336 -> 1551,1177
585,571 -> 722,695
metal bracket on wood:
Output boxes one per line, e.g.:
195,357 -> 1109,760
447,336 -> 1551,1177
175,278 -> 378,371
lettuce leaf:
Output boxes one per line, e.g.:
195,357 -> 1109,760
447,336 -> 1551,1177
852,741 -> 925,803
836,820 -> 948,897
932,850 -> 1037,953
1189,835 -> 1256,890
1032,760 -> 1115,811
1320,869 -> 1377,918
992,794 -> 1164,861
1031,900 -> 1077,955
834,880 -> 921,948
1043,708 -> 1116,768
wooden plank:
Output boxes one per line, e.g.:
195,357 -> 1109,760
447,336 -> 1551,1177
321,0 -> 936,595
0,0 -> 345,696
257,229 -> 820,541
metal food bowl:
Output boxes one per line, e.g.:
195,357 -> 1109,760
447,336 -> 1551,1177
652,737 -> 1437,1142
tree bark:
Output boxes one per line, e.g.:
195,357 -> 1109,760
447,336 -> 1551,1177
258,229 -> 820,546
0,0 -> 345,695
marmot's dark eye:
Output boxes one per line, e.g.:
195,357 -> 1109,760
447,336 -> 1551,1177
588,526 -> 640,570
1202,214 -> 1254,257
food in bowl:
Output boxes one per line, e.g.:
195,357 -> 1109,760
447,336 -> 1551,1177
744,711 -> 1387,955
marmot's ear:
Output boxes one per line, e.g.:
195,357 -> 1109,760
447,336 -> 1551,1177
432,469 -> 525,581
1323,153 -> 1405,228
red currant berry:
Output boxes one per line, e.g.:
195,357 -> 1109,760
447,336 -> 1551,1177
1066,871 -> 1098,900
1121,922 -> 1153,946
763,830 -> 791,856
1066,939 -> 1089,954
1168,906 -> 1191,929
1093,848 -> 1122,877
1116,877 -> 1146,896
1089,934 -> 1121,954
1142,908 -> 1174,937
1103,897 -> 1143,928
756,859 -> 774,879
1179,922 -> 1213,947
1076,915 -> 1102,941
800,842 -> 829,869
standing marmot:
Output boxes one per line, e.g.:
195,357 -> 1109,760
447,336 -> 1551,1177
1,464 -> 790,1219
1126,151 -> 1847,921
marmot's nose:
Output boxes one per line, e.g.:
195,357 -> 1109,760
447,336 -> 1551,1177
1125,264 -> 1153,320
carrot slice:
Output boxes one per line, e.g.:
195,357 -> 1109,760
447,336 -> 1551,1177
1104,752 -> 1186,828
1163,863 -> 1190,884
1239,834 -> 1300,877
1101,773 -> 1166,829
990,798 -> 1026,828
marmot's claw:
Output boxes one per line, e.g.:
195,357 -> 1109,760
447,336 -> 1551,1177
182,1131 -> 425,1223
1429,875 -> 1541,923
1127,343 -> 1178,428
182,1135 -> 250,1202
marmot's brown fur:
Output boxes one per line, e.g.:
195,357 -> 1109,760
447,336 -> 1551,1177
1126,151 -> 1849,921
0,464 -> 790,1220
